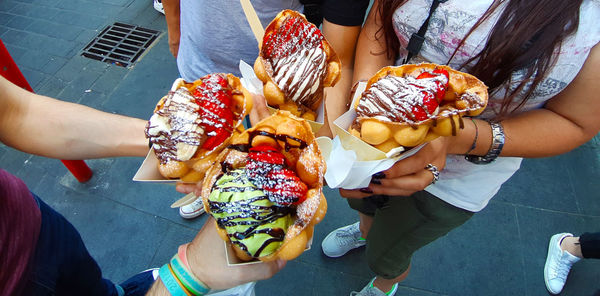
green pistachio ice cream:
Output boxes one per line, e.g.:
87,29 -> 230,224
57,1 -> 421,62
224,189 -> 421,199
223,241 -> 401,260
208,168 -> 293,258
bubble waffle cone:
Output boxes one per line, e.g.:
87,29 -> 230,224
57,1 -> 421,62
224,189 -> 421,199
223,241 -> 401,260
350,63 -> 488,152
145,74 -> 253,181
201,110 -> 327,262
254,9 -> 341,121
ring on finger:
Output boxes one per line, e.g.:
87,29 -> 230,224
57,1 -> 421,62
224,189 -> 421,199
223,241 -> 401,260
425,164 -> 440,185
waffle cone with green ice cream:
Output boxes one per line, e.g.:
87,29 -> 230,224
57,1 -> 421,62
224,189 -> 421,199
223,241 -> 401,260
201,111 -> 328,262
208,168 -> 293,258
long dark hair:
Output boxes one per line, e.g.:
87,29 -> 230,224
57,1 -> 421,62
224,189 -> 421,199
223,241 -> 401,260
377,0 -> 582,119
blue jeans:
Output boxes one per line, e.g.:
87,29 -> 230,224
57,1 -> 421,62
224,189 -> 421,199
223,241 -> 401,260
23,195 -> 118,296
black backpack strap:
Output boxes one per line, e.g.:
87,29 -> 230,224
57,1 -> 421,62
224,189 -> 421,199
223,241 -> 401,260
404,0 -> 447,64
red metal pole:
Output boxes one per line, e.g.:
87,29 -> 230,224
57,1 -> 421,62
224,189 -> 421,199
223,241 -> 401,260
1,39 -> 93,182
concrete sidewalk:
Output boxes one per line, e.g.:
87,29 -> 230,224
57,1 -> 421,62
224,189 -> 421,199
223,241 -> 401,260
1,0 -> 598,295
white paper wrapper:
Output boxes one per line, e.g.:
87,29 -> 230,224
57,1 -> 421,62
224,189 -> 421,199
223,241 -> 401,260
239,60 -> 324,132
320,81 -> 425,189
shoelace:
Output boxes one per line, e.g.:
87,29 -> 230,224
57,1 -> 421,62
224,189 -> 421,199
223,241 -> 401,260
552,261 -> 571,281
350,287 -> 384,296
336,225 -> 362,246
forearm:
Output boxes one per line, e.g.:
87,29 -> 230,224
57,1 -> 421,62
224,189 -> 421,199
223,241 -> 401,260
450,44 -> 600,158
448,109 -> 599,158
321,67 -> 354,137
0,77 -> 148,159
320,20 -> 362,137
352,0 -> 394,82
162,0 -> 181,57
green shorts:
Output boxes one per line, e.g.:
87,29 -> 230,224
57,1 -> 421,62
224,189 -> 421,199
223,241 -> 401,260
347,191 -> 474,279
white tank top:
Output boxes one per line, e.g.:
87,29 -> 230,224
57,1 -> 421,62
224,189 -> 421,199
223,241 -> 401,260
391,0 -> 600,211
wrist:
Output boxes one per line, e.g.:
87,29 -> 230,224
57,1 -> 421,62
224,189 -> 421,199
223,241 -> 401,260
158,246 -> 211,296
465,121 -> 505,164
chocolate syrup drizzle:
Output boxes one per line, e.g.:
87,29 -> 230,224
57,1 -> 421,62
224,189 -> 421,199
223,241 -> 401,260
209,129 -> 309,258
145,88 -> 205,163
232,130 -> 308,205
229,130 -> 308,153
262,15 -> 327,110
209,169 -> 292,258
356,73 -> 448,126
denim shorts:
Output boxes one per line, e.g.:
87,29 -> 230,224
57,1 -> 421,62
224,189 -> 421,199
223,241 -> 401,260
347,191 -> 474,279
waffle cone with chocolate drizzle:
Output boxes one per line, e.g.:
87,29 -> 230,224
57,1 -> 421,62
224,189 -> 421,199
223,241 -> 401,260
145,74 -> 252,181
201,111 -> 327,262
254,9 -> 341,121
350,64 -> 488,152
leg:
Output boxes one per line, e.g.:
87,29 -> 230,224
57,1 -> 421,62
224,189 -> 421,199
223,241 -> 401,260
359,212 -> 374,238
24,196 -> 118,296
561,236 -> 583,258
580,232 -> 600,259
365,191 -> 473,293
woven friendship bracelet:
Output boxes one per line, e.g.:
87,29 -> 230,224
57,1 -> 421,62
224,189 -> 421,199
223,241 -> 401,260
170,254 -> 210,296
159,263 -> 190,296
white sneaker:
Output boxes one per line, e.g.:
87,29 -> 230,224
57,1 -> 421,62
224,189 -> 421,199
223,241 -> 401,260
153,0 -> 164,14
544,233 -> 581,294
179,196 -> 205,219
321,222 -> 366,258
350,278 -> 397,296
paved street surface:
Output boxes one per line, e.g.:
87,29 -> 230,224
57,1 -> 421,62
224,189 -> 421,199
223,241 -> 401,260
1,0 -> 598,295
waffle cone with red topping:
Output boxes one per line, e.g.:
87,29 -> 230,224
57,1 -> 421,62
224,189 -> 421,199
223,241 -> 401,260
254,9 -> 341,121
145,74 -> 253,181
350,64 -> 488,152
201,111 -> 327,262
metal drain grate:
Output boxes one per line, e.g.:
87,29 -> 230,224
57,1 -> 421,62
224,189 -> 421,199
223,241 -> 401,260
82,22 -> 160,67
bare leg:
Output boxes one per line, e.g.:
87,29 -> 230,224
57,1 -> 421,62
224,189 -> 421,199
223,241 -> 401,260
561,236 -> 583,258
359,213 -> 407,293
359,213 -> 374,238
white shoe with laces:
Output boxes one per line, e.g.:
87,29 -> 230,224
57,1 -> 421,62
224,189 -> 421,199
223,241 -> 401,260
544,233 -> 581,294
179,196 -> 205,219
321,222 -> 366,258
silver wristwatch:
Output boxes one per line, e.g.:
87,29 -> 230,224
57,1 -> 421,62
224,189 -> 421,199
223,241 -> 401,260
465,122 -> 505,164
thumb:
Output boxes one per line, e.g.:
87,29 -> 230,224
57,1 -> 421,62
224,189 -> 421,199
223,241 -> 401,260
249,94 -> 271,126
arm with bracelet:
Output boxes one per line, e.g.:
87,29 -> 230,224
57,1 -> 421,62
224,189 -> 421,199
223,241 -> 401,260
340,3 -> 600,198
147,218 -> 286,296
449,43 -> 600,160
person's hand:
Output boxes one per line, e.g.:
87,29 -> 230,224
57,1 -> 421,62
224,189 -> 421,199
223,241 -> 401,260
249,93 -> 271,126
187,218 -> 286,290
339,136 -> 451,198
175,182 -> 199,195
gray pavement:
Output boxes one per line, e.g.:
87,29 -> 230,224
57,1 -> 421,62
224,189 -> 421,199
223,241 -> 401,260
1,0 -> 599,295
